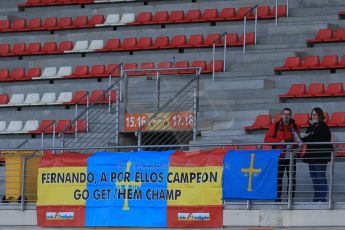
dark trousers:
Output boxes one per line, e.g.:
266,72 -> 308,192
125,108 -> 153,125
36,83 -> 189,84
277,158 -> 296,201
309,163 -> 328,202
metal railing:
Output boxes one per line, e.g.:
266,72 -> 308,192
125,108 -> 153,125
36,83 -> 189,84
0,142 -> 344,210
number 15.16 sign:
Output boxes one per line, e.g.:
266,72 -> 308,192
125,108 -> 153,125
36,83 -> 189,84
124,112 -> 194,132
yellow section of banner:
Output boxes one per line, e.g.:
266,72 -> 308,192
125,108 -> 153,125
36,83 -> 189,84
36,167 -> 87,206
167,166 -> 223,206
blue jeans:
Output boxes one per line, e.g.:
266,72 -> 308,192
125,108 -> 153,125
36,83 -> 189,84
309,163 -> 328,201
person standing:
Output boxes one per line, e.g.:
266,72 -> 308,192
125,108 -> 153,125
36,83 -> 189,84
265,108 -> 300,202
301,107 -> 332,202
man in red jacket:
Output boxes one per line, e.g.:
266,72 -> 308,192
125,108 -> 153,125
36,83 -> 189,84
264,108 -> 300,202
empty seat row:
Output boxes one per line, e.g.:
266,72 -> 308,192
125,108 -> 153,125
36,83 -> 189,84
127,6 -> 287,26
0,15 -> 105,32
245,112 -> 345,132
0,33 -> 254,58
0,119 -> 86,134
0,60 -> 223,82
279,83 -> 345,101
274,55 -> 345,73
306,28 -> 345,46
0,41 -> 73,57
0,90 -> 116,107
18,0 -> 94,7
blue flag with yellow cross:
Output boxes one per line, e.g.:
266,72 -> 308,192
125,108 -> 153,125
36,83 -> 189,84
222,150 -> 281,200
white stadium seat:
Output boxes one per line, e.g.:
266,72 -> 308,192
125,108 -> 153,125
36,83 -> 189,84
85,40 -> 104,52
65,40 -> 89,53
23,93 -> 40,104
8,94 -> 25,105
22,120 -> 39,132
119,13 -> 135,25
5,120 -> 23,133
98,14 -> 120,26
40,93 -> 57,104
56,66 -> 72,78
0,121 -> 6,132
40,67 -> 57,79
56,92 -> 73,103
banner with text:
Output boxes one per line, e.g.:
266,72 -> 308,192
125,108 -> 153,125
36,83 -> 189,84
36,149 -> 225,227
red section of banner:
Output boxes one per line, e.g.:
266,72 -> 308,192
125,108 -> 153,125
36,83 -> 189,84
167,205 -> 223,228
170,148 -> 227,166
37,205 -> 85,226
39,152 -> 90,168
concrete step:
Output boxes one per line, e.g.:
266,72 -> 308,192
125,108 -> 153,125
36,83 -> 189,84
200,79 -> 274,91
201,130 -> 246,136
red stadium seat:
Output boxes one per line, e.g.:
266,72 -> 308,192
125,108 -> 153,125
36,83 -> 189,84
275,57 -> 302,72
42,42 -> 58,53
27,18 -> 42,30
204,34 -> 222,46
0,94 -> 9,104
225,33 -> 239,46
31,120 -> 55,134
68,91 -> 88,105
335,28 -> 345,40
11,68 -> 26,80
328,112 -> 345,127
151,11 -> 169,24
44,0 -> 58,5
279,84 -> 306,100
185,10 -> 202,22
122,38 -> 137,50
56,120 -> 72,134
132,12 -> 152,24
26,68 -> 41,79
201,9 -> 218,21
12,19 -> 27,31
0,69 -> 10,81
336,144 -> 345,157
219,8 -> 236,20
137,37 -> 153,49
89,15 -> 105,26
74,16 -> 89,28
139,62 -> 155,75
171,35 -> 187,47
306,83 -> 325,97
0,20 -> 10,31
58,41 -> 73,52
272,5 -> 287,17
205,60 -> 224,73
296,56 -> 320,69
188,35 -> 204,47
99,38 -> 121,51
168,11 -> 184,22
43,17 -> 58,29
153,36 -> 170,48
175,61 -> 189,74
58,17 -> 73,29
123,63 -> 138,76
71,119 -> 87,133
27,43 -> 42,54
191,60 -> 207,73
323,112 -> 329,123
90,65 -> 105,76
245,114 -> 272,131
236,7 -> 253,19
257,6 -> 271,19
294,113 -> 309,127
325,83 -> 345,97
308,29 -> 333,43
72,65 -> 89,77
89,90 -> 106,104
12,43 -> 27,55
157,62 -> 175,75
239,33 -> 255,45
27,0 -> 41,4
105,64 -> 121,76
0,44 -> 10,56
242,145 -> 257,150
319,55 -> 338,68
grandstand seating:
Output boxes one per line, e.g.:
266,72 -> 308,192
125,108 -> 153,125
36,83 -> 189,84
274,55 -> 345,73
245,112 -> 345,132
0,90 -> 116,107
306,28 -> 345,46
279,83 -> 345,101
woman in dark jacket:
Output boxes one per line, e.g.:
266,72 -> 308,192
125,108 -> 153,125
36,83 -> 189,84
301,107 -> 333,202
